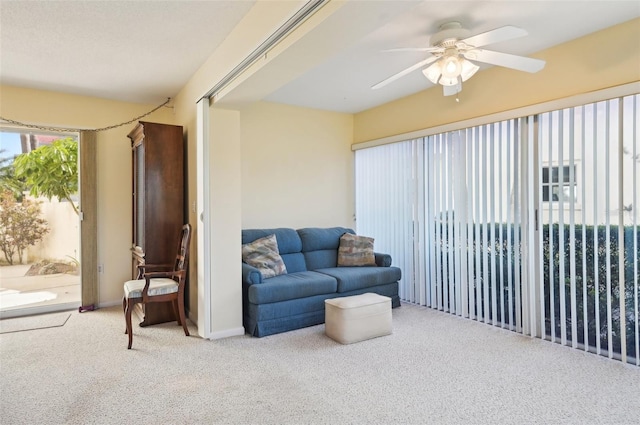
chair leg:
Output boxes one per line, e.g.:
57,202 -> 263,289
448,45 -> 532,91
177,293 -> 190,337
122,296 -> 127,334
171,299 -> 180,326
125,299 -> 134,349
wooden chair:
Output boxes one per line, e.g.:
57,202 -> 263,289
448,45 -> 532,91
123,224 -> 191,349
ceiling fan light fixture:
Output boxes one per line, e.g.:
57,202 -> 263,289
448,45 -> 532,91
441,55 -> 461,79
422,56 -> 469,87
460,59 -> 479,82
422,62 -> 442,85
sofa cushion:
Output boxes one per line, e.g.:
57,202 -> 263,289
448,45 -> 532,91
279,252 -> 307,273
247,271 -> 338,304
241,234 -> 287,278
242,228 -> 307,273
243,228 -> 301,253
298,227 -> 355,270
298,227 -> 354,251
316,266 -> 402,293
337,233 -> 376,266
303,249 -> 338,271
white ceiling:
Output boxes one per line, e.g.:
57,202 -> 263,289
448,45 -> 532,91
1,1 -> 639,114
0,0 -> 256,103
264,0 -> 640,113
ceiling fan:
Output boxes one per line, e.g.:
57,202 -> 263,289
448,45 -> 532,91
372,22 -> 546,97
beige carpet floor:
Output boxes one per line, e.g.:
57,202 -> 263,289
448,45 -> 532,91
1,304 -> 638,425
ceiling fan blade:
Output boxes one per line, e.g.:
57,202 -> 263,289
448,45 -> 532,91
383,47 -> 442,53
464,49 -> 545,73
371,56 -> 438,90
461,25 -> 527,48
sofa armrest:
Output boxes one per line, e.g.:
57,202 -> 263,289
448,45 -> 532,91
374,252 -> 392,267
242,263 -> 263,285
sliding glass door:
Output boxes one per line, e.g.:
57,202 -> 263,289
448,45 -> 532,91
355,93 -> 639,365
0,127 -> 82,318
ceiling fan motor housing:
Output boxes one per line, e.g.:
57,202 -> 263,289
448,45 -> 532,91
430,21 -> 471,47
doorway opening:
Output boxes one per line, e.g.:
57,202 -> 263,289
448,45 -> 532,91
0,127 -> 81,318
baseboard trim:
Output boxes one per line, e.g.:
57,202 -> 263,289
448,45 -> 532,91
187,309 -> 197,326
98,300 -> 121,309
208,326 -> 245,340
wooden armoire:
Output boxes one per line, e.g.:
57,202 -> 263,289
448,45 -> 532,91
128,121 -> 185,326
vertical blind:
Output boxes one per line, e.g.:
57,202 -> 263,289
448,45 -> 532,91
537,97 -> 640,363
355,94 -> 639,365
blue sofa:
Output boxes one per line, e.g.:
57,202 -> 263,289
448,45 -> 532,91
241,227 -> 401,337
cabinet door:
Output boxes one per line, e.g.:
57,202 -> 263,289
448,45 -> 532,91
132,143 -> 145,250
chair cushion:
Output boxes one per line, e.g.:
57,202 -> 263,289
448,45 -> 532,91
124,278 -> 179,299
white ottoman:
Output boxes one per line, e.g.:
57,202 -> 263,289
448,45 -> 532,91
324,293 -> 392,344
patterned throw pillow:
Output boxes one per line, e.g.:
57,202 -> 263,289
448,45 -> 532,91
242,234 -> 287,278
337,233 -> 376,267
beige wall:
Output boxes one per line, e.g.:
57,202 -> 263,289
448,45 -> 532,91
0,85 -> 175,306
354,18 -> 640,143
240,101 -> 354,229
27,197 -> 79,264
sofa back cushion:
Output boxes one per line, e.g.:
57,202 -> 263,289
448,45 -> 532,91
297,227 -> 355,270
242,228 -> 307,273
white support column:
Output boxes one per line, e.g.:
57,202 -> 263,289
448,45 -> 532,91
196,98 -> 212,339
208,107 -> 244,339
197,100 -> 244,340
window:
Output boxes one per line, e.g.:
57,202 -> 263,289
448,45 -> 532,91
542,165 -> 577,203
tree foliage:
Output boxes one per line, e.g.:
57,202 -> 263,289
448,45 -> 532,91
441,222 -> 640,359
13,137 -> 79,214
0,190 -> 49,265
0,150 -> 27,201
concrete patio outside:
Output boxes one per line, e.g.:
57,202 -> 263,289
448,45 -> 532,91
0,264 -> 80,318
